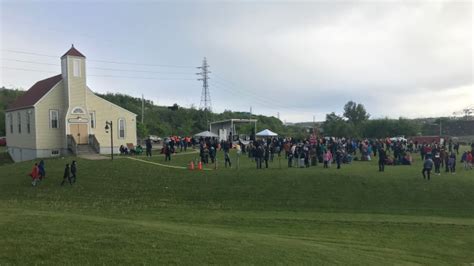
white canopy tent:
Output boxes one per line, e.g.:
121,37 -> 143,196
255,129 -> 278,137
194,131 -> 219,138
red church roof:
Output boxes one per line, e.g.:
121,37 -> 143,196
7,74 -> 63,111
61,45 -> 85,58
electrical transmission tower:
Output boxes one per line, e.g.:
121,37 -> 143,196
197,57 -> 212,112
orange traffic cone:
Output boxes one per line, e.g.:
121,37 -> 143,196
198,161 -> 203,170
189,161 -> 194,170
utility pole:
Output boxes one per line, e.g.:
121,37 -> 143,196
141,94 -> 144,124
197,57 -> 212,112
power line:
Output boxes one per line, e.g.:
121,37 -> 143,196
2,67 -> 196,81
89,59 -> 194,68
1,67 -> 56,73
210,81 -> 289,112
211,83 -> 270,109
88,67 -> 193,75
1,58 -> 58,66
1,49 -> 195,68
212,72 -> 312,111
210,78 -> 290,110
1,49 -> 57,58
1,58 -> 195,75
211,80 -> 273,108
88,74 -> 195,80
212,72 -> 289,108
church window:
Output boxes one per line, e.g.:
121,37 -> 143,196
73,59 -> 81,77
9,114 -> 13,134
90,112 -> 95,128
50,110 -> 59,129
118,118 -> 125,139
72,107 -> 85,114
26,112 -> 31,134
17,112 -> 21,134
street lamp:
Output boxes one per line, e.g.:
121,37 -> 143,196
105,121 -> 113,160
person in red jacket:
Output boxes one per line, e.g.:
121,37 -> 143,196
467,151 -> 473,170
29,163 -> 39,187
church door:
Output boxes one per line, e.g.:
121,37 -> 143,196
70,124 -> 88,144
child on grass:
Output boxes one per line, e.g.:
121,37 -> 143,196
29,163 -> 39,187
61,164 -> 72,186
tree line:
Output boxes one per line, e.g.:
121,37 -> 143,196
322,101 -> 420,138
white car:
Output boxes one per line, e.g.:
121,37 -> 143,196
148,135 -> 162,143
390,136 -> 407,142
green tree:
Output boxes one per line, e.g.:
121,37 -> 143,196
136,122 -> 149,139
343,101 -> 370,125
322,112 -> 352,137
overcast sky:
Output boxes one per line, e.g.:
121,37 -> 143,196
1,0 -> 472,122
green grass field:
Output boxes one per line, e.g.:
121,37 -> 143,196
1,147 -> 473,265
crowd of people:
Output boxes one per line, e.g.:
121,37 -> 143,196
26,134 -> 473,186
113,134 -> 474,176
118,136 -> 196,161
190,136 -> 474,178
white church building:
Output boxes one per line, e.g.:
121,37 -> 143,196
5,45 -> 137,162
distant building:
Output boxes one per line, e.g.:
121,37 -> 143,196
5,45 -> 137,162
209,119 -> 257,141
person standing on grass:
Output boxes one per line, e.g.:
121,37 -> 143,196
448,152 -> 456,174
264,145 -> 270,168
433,153 -> 441,175
224,150 -> 232,168
420,144 -> 426,161
335,149 -> 342,169
256,144 -> 263,169
71,161 -> 77,183
38,160 -> 46,181
145,138 -> 152,157
454,143 -> 459,155
378,147 -> 387,172
165,144 -> 172,161
209,146 -> 216,164
467,151 -> 473,170
461,151 -> 468,170
29,163 -> 40,187
440,147 -> 446,168
60,164 -> 72,186
444,148 -> 450,173
287,147 -> 294,168
422,156 -> 434,180
323,150 -> 332,168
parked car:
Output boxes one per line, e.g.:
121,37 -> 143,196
0,137 -> 6,146
390,136 -> 407,142
148,135 -> 162,143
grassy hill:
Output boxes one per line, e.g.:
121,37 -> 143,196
1,147 -> 473,264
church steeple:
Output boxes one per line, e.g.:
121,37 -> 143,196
61,44 -> 86,58
60,45 -> 87,115
61,44 -> 86,79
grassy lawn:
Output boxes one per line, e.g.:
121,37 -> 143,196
0,147 -> 473,264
